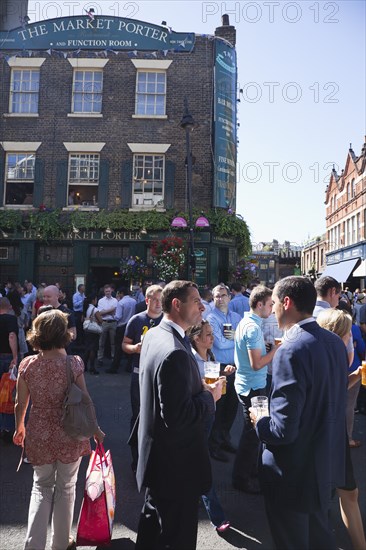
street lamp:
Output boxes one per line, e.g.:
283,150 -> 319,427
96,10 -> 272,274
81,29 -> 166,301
180,97 -> 197,279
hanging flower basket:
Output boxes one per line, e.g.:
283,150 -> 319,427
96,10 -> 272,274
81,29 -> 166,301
151,236 -> 186,282
120,255 -> 146,283
231,259 -> 257,285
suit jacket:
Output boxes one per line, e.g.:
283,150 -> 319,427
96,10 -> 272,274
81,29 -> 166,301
256,321 -> 348,512
136,319 -> 215,497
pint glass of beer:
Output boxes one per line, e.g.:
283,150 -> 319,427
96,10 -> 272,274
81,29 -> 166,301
362,361 -> 366,386
204,361 -> 220,384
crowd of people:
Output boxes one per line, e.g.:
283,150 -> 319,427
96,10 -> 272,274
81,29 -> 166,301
0,274 -> 365,549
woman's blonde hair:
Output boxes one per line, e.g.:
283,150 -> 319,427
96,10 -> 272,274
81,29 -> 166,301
316,308 -> 352,339
27,308 -> 72,350
186,320 -> 215,360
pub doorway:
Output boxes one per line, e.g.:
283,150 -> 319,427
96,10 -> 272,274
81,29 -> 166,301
89,266 -> 125,296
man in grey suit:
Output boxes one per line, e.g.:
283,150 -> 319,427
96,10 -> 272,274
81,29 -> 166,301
253,276 -> 348,550
135,280 -> 223,550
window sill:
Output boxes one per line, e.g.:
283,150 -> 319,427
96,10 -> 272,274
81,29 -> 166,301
67,113 -> 103,118
129,206 -> 166,212
132,114 -> 168,120
3,113 -> 39,118
63,206 -> 99,211
1,205 -> 34,209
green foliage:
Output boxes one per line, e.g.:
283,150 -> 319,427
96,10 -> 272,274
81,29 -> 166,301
0,210 -> 23,230
29,210 -> 67,240
208,210 -> 251,256
0,207 -> 251,256
70,209 -> 171,231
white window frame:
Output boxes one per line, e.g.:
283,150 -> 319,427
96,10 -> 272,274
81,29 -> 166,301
132,154 -> 165,207
131,60 -> 172,119
127,143 -> 171,210
71,69 -> 103,114
135,70 -> 167,117
1,142 -> 41,208
6,58 -> 45,117
67,59 -> 108,118
10,69 -> 40,114
4,152 -> 36,206
352,178 -> 356,198
67,153 -> 100,207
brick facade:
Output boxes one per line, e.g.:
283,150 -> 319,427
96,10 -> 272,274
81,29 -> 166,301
322,138 -> 366,287
0,13 -> 240,290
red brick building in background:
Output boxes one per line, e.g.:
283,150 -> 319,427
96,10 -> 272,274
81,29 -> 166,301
321,138 -> 366,287
302,138 -> 366,287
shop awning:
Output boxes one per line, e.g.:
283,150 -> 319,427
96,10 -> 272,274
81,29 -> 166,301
353,260 -> 366,277
320,258 -> 359,282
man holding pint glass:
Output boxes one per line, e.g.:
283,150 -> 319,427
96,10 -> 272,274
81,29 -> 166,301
232,285 -> 279,494
134,281 -> 223,550
207,284 -> 241,462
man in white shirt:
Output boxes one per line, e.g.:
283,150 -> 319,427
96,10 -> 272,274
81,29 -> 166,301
97,284 -> 118,365
72,284 -> 85,344
106,287 -> 136,374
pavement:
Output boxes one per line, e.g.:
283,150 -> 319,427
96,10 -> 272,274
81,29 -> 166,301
0,359 -> 365,550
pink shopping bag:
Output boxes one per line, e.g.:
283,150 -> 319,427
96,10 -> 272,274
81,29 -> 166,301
76,444 -> 116,546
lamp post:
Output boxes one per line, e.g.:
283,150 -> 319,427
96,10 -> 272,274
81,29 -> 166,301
180,97 -> 196,280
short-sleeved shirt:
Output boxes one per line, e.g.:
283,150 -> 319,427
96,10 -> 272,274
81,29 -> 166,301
125,312 -> 163,370
0,313 -> 18,354
19,354 -> 90,465
234,311 -> 267,396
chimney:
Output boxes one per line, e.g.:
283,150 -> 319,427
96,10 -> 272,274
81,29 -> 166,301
0,0 -> 29,31
215,13 -> 236,46
222,14 -> 230,26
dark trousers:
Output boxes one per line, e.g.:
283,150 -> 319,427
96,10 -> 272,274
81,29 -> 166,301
264,495 -> 337,550
136,488 -> 199,550
111,324 -> 127,371
232,387 -> 266,483
130,371 -> 140,469
74,311 -> 84,344
208,370 -> 238,452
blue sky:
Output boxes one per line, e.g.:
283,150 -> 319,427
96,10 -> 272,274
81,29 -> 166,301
27,0 -> 366,247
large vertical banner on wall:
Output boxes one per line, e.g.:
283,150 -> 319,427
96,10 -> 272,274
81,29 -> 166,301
213,39 -> 237,209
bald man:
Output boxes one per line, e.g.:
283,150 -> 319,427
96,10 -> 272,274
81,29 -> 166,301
43,285 -> 77,342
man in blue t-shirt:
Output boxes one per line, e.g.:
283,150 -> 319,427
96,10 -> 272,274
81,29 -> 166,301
123,285 -> 163,472
232,285 -> 279,494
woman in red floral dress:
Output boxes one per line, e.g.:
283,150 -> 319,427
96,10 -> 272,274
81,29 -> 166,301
13,308 -> 105,550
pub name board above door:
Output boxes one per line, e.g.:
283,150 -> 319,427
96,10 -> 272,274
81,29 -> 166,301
0,16 -> 195,52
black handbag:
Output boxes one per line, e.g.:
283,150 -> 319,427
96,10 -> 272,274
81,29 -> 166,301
61,356 -> 98,441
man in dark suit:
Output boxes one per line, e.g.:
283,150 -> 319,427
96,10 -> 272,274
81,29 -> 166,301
135,280 -> 223,550
253,276 -> 348,550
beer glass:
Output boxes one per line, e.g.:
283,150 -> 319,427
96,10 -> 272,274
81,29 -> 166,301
204,361 -> 220,384
250,395 -> 269,418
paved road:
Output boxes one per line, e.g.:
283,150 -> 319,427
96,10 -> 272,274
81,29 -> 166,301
1,360 -> 365,549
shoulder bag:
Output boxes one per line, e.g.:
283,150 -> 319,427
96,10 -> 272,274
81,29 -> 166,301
83,306 -> 102,335
61,356 -> 99,441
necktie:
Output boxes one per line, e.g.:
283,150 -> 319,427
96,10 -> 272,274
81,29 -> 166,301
183,335 -> 192,352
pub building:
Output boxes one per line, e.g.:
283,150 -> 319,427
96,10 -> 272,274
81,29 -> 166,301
0,1 -> 250,291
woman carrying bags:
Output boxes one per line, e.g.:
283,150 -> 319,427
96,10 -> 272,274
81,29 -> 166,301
13,308 -> 105,550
